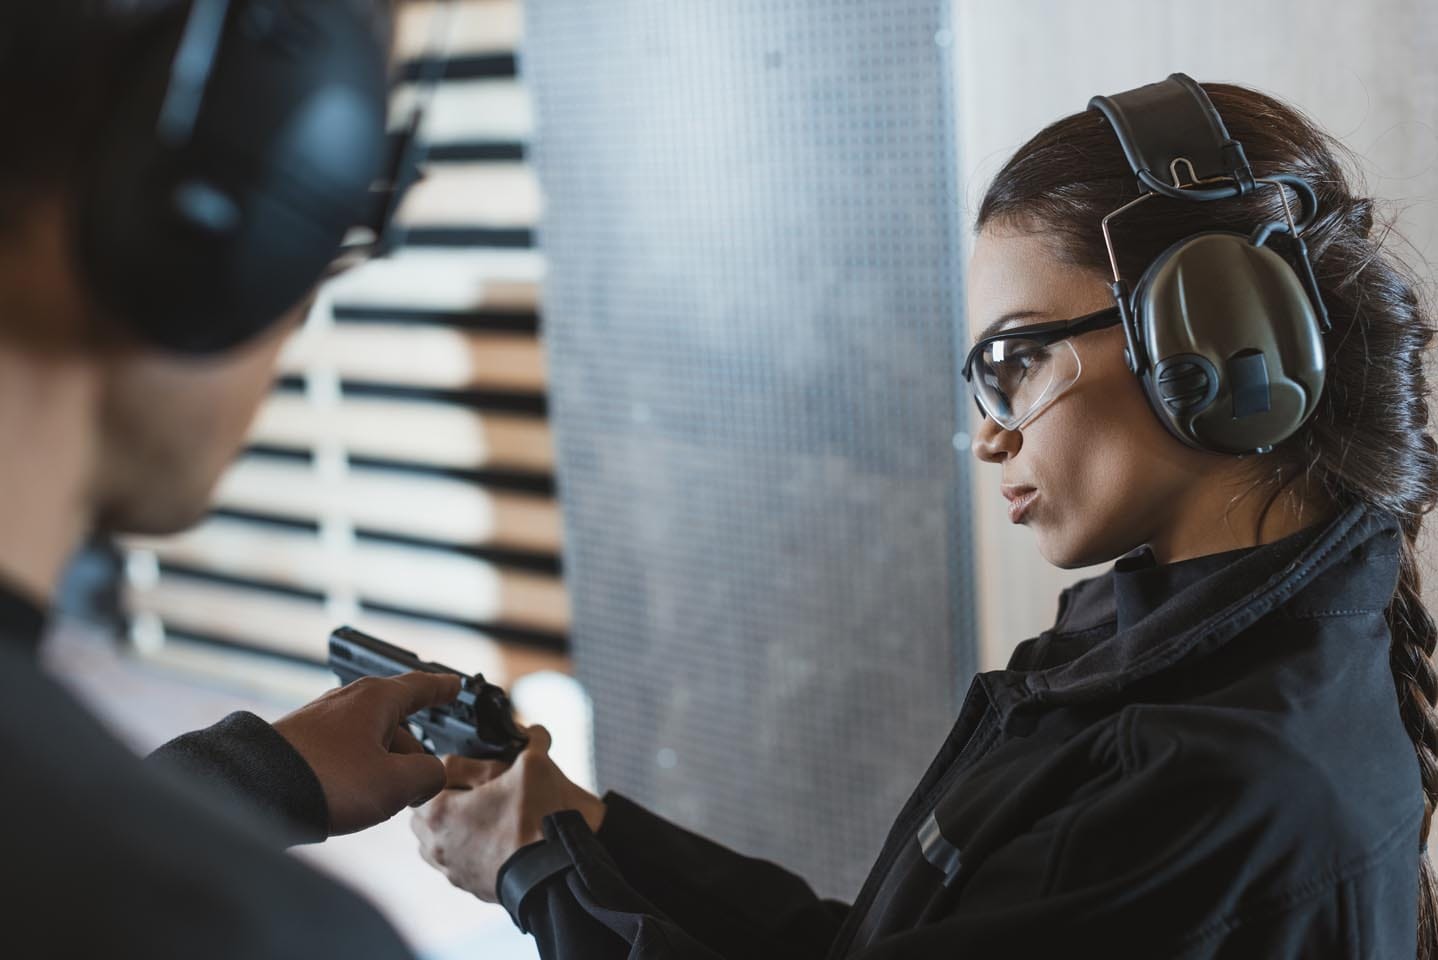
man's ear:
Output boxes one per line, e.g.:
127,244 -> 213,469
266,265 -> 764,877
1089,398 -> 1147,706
0,192 -> 115,355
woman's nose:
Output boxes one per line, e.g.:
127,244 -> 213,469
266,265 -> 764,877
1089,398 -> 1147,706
971,414 -> 1021,463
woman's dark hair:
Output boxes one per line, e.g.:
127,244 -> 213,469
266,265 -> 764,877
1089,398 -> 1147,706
978,82 -> 1438,956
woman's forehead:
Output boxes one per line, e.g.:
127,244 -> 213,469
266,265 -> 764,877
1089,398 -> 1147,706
966,227 -> 1111,342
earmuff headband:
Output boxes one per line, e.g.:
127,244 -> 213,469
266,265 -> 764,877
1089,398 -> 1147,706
1088,73 -> 1255,202
1090,73 -> 1329,336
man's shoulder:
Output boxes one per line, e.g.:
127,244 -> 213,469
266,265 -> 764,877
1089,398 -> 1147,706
0,641 -> 411,958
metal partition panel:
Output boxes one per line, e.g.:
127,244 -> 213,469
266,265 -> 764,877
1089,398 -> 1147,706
525,0 -> 975,898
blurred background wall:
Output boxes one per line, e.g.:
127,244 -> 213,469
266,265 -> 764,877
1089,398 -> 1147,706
524,0 -> 977,900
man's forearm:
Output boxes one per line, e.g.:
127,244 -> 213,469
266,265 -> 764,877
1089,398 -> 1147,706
146,710 -> 330,846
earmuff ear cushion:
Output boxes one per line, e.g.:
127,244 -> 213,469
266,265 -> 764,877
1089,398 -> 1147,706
1129,231 -> 1326,455
77,0 -> 389,355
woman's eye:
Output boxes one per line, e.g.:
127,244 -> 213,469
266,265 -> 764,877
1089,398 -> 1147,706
1007,347 -> 1048,370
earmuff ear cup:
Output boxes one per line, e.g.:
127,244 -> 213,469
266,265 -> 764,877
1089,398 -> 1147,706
1129,231 -> 1326,455
78,0 -> 390,355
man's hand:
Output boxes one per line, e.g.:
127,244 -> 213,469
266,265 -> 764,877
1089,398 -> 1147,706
411,725 -> 606,901
273,672 -> 462,836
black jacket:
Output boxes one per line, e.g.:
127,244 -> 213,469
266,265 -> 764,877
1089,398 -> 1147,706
501,500 -> 1423,958
0,587 -> 416,958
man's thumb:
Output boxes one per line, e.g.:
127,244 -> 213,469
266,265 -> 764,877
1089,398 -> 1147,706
391,752 -> 448,807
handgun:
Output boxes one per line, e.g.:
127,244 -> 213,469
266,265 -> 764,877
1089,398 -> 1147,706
327,625 -> 529,763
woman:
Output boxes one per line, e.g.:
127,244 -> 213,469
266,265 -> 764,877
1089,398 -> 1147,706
413,78 -> 1438,958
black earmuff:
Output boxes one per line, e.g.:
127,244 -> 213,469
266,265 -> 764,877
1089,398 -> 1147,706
1088,73 -> 1330,456
79,0 -> 392,355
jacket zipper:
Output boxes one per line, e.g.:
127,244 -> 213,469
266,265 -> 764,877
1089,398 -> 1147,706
826,683 -> 1004,958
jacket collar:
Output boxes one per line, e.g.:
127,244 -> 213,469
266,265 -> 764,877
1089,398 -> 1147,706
981,500 -> 1403,717
1113,538 -> 1267,633
0,574 -> 46,655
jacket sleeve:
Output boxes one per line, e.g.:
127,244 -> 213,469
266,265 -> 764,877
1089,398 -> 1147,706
145,710 -> 330,846
497,749 -> 1418,960
499,793 -> 848,960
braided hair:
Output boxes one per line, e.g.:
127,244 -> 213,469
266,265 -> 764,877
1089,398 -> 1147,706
977,82 -> 1438,956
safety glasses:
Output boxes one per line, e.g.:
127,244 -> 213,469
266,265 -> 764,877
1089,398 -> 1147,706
962,305 -> 1123,430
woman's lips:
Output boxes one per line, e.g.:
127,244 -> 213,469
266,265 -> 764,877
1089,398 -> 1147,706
1007,489 -> 1038,524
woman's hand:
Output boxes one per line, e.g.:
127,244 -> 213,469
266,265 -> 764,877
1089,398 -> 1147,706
272,672 -> 462,836
411,724 -> 606,902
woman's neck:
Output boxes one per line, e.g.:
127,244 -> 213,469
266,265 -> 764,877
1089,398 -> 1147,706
1146,465 -> 1337,566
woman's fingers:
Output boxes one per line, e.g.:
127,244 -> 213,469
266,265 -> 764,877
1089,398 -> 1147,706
441,753 -> 509,789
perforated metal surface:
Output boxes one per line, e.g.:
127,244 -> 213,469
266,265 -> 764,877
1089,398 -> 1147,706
524,0 -> 976,898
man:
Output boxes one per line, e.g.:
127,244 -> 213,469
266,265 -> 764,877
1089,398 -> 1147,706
0,2 -> 471,954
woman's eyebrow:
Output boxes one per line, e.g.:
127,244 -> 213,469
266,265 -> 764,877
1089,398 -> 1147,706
973,310 -> 1044,347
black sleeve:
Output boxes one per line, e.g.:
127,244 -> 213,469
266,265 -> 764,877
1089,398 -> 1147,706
490,771 -> 1408,960
0,649 -> 417,958
145,710 -> 330,846
497,794 -> 847,960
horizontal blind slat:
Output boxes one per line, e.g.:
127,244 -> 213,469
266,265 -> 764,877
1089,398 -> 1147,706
126,575 -> 568,683
213,457 -> 562,552
127,519 -> 570,633
389,79 -> 532,143
279,324 -> 547,392
394,0 -> 523,60
250,394 -> 554,472
395,163 -> 541,229
326,249 -> 543,312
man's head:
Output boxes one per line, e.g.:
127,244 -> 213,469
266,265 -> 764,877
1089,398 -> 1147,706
0,187 -> 307,536
0,0 -> 396,535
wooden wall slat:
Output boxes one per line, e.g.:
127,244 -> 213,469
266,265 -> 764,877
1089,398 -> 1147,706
395,163 -> 541,228
125,575 -> 568,682
129,519 -> 570,633
389,79 -> 533,143
213,457 -> 562,552
278,324 -> 547,392
325,250 -> 543,312
250,394 -> 554,472
394,0 -> 523,60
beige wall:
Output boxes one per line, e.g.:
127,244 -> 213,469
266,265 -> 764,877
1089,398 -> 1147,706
953,0 -> 1438,669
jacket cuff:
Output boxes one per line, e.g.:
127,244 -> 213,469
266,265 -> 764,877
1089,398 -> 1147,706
147,710 -> 330,845
497,833 -> 577,933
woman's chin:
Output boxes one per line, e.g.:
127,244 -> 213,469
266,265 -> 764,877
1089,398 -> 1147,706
1032,524 -> 1096,571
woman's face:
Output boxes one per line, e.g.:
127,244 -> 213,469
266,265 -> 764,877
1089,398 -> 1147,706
966,223 -> 1236,568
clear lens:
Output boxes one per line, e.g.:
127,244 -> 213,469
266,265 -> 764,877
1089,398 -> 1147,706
972,336 -> 1081,430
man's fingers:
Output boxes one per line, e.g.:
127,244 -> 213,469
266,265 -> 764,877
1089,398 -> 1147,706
373,671 -> 463,727
391,725 -> 435,805
390,724 -> 427,756
388,752 -> 448,807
